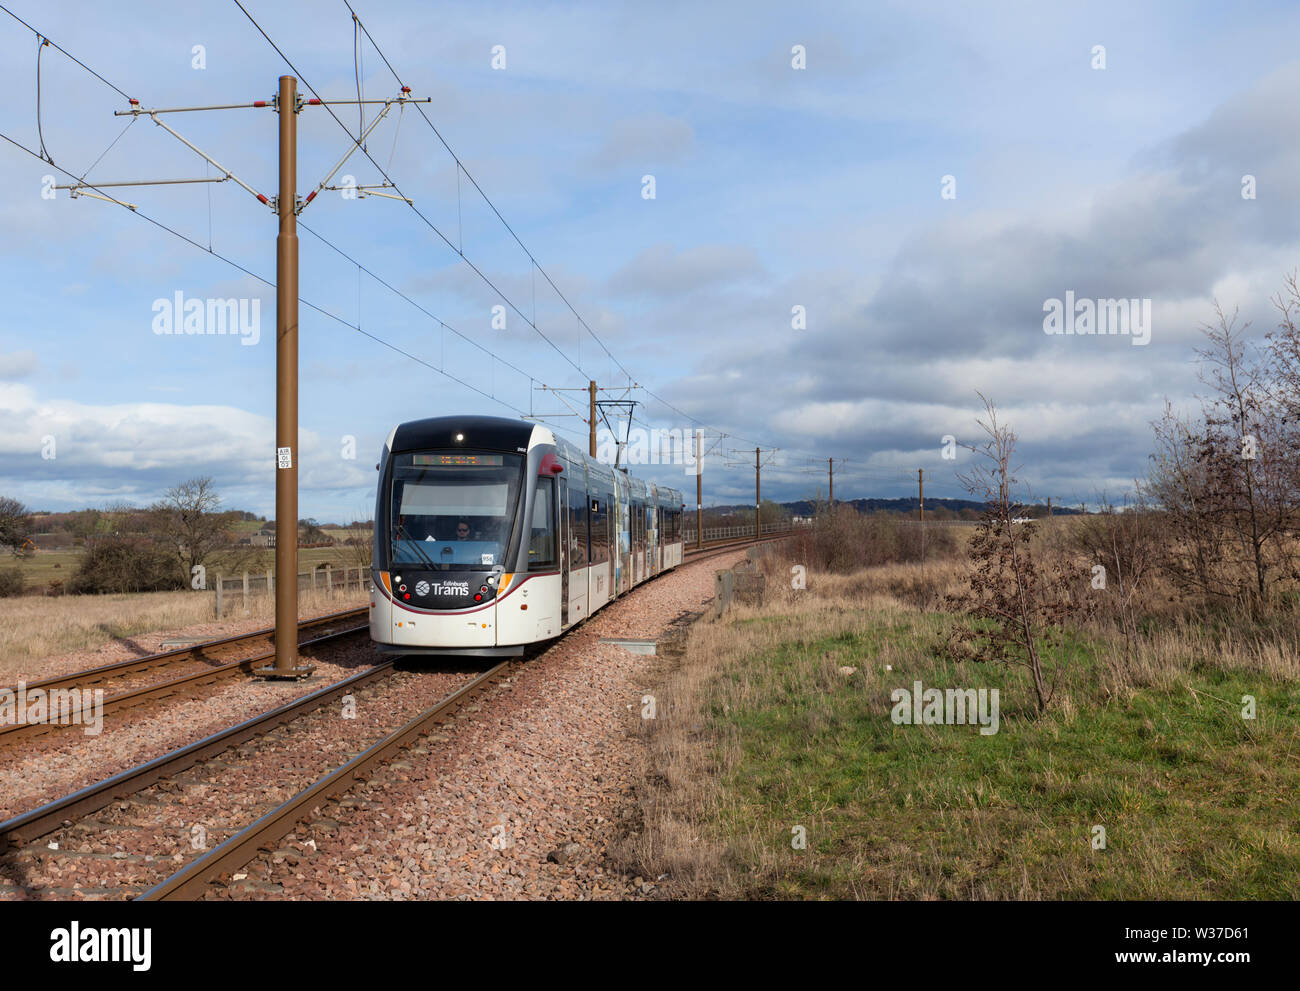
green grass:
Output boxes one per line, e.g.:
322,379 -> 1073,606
705,617 -> 1300,899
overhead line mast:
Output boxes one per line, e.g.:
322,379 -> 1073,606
61,76 -> 429,677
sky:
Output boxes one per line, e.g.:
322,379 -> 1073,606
3,0 -> 1300,520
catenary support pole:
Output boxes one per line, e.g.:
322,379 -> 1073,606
265,76 -> 313,679
696,430 -> 703,550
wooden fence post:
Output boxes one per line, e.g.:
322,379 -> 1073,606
215,575 -> 223,618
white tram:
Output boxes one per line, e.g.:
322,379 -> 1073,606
370,415 -> 685,655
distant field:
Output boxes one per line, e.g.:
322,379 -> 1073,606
4,532 -> 371,593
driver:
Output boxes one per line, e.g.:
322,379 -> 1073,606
455,519 -> 473,540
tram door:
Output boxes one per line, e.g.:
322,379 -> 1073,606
559,475 -> 569,626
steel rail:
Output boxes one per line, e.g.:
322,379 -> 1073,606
0,622 -> 369,744
139,660 -> 511,900
0,661 -> 395,851
683,532 -> 792,558
2,606 -> 368,697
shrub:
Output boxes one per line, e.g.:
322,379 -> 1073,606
68,537 -> 185,594
784,507 -> 959,573
0,568 -> 23,598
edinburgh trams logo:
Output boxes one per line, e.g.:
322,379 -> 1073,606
431,580 -> 470,596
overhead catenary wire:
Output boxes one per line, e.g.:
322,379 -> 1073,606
0,5 -> 601,447
1,3 -> 133,100
231,0 -> 593,386
340,0 -> 828,461
227,0 -> 818,463
5,3 -> 979,491
77,114 -> 136,183
35,34 -> 52,163
0,122 -> 586,447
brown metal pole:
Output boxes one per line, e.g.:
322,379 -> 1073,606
588,380 -> 597,458
755,447 -> 761,537
828,457 -> 833,510
265,76 -> 311,678
695,430 -> 703,550
918,468 -> 924,522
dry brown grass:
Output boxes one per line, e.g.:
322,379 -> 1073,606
0,586 -> 369,675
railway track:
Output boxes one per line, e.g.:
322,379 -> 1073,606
2,538 -> 767,746
0,659 -> 496,900
684,531 -> 792,560
0,538 -> 773,899
0,662 -> 394,856
140,660 -> 511,900
0,607 -> 369,745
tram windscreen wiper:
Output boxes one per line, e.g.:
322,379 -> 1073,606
394,522 -> 437,570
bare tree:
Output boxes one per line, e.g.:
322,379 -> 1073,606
1148,303 -> 1299,610
1267,270 -> 1300,424
341,509 -> 374,571
948,395 -> 1088,714
151,477 -> 231,587
0,496 -> 34,556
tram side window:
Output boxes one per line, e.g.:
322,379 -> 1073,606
589,490 -> 608,564
529,477 -> 557,570
568,479 -> 588,565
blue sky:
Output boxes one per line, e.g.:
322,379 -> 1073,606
4,0 -> 1300,520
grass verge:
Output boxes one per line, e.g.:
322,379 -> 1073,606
620,566 -> 1300,899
